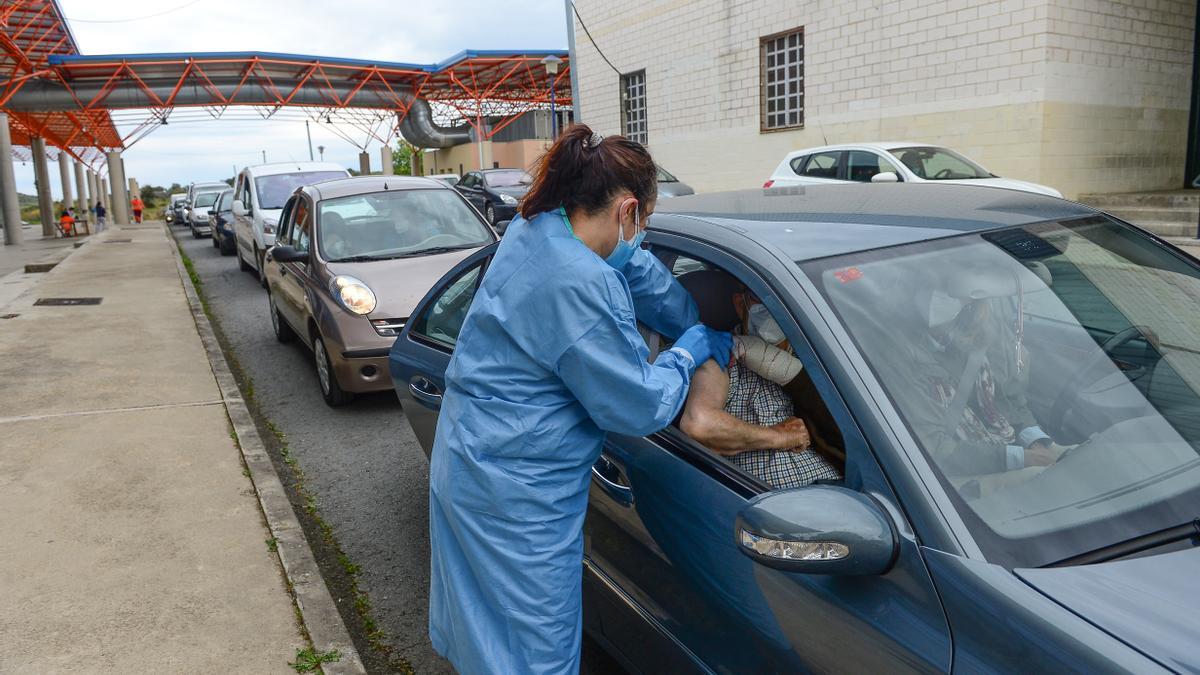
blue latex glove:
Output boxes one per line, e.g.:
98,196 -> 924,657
671,324 -> 734,371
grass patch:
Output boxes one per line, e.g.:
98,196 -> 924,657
288,647 -> 342,673
266,537 -> 278,552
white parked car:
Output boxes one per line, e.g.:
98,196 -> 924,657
763,142 -> 1062,197
232,161 -> 350,285
427,172 -> 461,187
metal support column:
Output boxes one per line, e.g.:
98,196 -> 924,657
107,151 -> 129,225
0,113 -> 21,245
31,137 -> 54,236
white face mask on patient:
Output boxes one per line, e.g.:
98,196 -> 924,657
747,303 -> 786,344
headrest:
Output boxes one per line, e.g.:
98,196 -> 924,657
677,270 -> 744,331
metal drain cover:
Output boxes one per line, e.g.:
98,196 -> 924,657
34,297 -> 102,306
103,238 -> 133,243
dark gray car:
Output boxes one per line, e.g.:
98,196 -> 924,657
390,183 -> 1199,672
655,164 -> 695,199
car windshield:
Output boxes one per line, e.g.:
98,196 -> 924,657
805,217 -> 1200,568
317,189 -> 492,261
194,191 -> 220,208
215,189 -> 233,211
255,171 -> 347,209
888,146 -> 992,180
656,165 -> 678,182
484,170 -> 530,188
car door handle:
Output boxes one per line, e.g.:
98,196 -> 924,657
591,454 -> 634,507
408,376 -> 443,408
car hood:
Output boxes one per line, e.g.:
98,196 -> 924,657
657,181 -> 696,198
947,177 -> 1063,198
324,247 -> 479,319
1015,546 -> 1200,672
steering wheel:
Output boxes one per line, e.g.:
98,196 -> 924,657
1043,325 -> 1153,442
933,168 -> 954,179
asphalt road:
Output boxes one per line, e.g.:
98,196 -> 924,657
172,226 -> 622,674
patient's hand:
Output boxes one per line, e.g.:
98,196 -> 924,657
771,417 -> 810,451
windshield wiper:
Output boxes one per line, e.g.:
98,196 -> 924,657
400,244 -> 480,257
329,254 -> 392,263
1046,519 -> 1199,567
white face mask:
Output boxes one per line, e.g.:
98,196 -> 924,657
747,303 -> 786,344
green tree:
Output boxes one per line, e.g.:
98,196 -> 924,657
392,139 -> 418,176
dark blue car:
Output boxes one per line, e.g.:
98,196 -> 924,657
208,188 -> 236,256
389,183 -> 1199,673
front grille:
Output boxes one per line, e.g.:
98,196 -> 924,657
370,318 -> 407,337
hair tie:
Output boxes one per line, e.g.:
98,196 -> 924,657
583,132 -> 604,149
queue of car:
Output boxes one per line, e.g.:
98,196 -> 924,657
170,143 -> 1200,671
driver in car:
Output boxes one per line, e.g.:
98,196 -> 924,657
907,277 -> 1069,490
681,286 -> 842,489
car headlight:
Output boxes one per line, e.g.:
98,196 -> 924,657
262,217 -> 277,235
330,275 -> 377,315
499,193 -> 517,205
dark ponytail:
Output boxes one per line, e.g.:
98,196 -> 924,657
519,124 -> 658,220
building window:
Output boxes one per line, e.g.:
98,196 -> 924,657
761,27 -> 804,131
621,70 -> 648,145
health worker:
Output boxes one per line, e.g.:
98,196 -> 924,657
428,124 -> 732,674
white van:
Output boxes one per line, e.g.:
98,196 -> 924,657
232,161 -> 350,282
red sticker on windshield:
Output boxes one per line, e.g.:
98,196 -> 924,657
834,267 -> 863,283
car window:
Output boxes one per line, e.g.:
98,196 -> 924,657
800,151 -> 842,179
254,171 -> 347,210
293,197 -> 312,253
889,146 -> 991,180
411,263 -> 485,350
276,197 -> 297,246
239,175 -> 253,210
805,217 -> 1200,568
846,151 -> 902,182
217,189 -> 233,213
317,189 -> 492,262
788,154 -> 809,175
459,173 -> 476,189
659,249 -> 848,493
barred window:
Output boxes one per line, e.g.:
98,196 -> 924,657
621,70 -> 648,145
761,28 -> 804,131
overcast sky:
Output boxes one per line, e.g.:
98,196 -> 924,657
15,0 -> 567,197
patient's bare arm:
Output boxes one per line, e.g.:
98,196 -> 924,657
681,360 -> 810,456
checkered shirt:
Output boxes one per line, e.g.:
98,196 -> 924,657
724,361 -> 842,489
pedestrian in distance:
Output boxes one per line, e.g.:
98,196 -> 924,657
426,123 -> 734,674
130,196 -> 144,223
94,201 -> 106,232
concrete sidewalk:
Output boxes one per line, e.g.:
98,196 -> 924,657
0,224 -> 342,672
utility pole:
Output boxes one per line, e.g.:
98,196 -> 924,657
306,121 -> 314,161
317,145 -> 325,161
565,0 -> 582,123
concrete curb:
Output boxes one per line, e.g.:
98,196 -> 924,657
163,226 -> 366,674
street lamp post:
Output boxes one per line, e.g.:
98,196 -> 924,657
317,145 -> 325,161
541,55 -> 564,139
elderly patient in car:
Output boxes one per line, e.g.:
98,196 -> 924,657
679,280 -> 842,489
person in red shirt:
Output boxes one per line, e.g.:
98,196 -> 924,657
130,196 -> 144,223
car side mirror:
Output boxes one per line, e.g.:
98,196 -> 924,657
272,244 -> 309,264
871,171 -> 900,183
232,199 -> 248,217
735,485 -> 898,576
494,219 -> 511,235
207,209 -> 216,216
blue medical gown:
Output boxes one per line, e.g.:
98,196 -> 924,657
428,211 -> 699,674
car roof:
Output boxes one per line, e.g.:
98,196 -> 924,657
652,183 -> 1100,261
783,141 -> 944,157
479,167 -> 524,173
304,175 -> 452,200
242,161 -> 348,177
